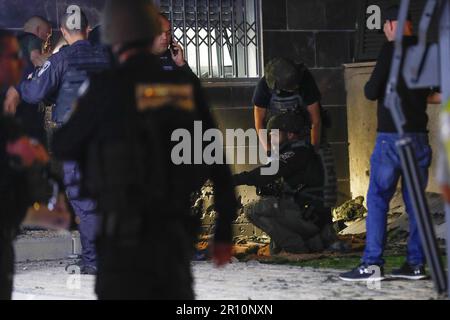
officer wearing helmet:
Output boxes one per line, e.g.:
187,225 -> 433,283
253,57 -> 338,209
253,57 -> 325,151
51,0 -> 238,299
234,112 -> 337,254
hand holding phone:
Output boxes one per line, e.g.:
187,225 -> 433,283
170,41 -> 186,67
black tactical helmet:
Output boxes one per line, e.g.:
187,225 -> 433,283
267,112 -> 307,134
101,0 -> 161,47
265,58 -> 301,92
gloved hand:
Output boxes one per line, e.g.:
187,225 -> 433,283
211,242 -> 233,267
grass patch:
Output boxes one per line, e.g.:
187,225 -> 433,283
261,255 -> 448,271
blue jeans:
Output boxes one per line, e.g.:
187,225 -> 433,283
363,133 -> 432,266
64,162 -> 98,267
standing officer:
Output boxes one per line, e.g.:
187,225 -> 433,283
3,9 -> 111,275
151,13 -> 193,74
52,0 -> 238,299
234,112 -> 337,254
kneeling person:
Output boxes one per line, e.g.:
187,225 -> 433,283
234,112 -> 337,254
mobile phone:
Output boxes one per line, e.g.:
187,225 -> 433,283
170,41 -> 179,56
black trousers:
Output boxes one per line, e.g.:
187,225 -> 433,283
0,239 -> 14,300
95,220 -> 195,300
244,197 -> 326,253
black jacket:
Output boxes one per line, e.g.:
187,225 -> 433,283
234,140 -> 324,201
364,36 -> 431,133
0,113 -> 29,237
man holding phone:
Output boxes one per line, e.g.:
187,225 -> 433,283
151,13 -> 193,74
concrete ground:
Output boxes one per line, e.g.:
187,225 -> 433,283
12,259 -> 439,300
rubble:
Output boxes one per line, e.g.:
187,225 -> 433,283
192,183 -> 448,261
338,192 -> 447,242
332,196 -> 367,222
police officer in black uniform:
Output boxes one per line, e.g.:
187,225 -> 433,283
151,12 -> 193,74
52,0 -> 238,300
253,57 -> 337,209
234,112 -> 337,254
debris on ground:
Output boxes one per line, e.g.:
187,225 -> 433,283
338,192 -> 447,243
192,187 -> 447,263
332,196 -> 367,222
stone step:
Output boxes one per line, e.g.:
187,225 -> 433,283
14,231 -> 82,262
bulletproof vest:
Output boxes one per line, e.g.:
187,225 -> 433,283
287,140 -> 322,188
285,141 -> 337,208
268,92 -> 311,130
54,42 -> 110,125
277,141 -> 337,208
269,92 -> 303,112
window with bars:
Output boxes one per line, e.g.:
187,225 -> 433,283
158,0 -> 262,79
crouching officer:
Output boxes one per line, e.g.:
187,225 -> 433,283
52,0 -> 238,300
3,9 -> 111,275
234,112 -> 337,254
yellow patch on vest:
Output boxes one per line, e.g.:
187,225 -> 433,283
135,84 -> 195,112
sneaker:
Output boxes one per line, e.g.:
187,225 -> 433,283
339,264 -> 385,282
391,263 -> 427,280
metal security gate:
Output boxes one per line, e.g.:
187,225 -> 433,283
159,0 -> 262,79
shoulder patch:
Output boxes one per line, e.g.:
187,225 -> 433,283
37,61 -> 51,77
279,151 -> 295,162
135,84 -> 195,112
